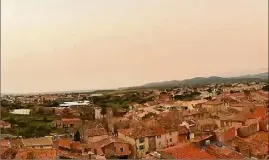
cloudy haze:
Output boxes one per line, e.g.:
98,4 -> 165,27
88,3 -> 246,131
1,0 -> 268,93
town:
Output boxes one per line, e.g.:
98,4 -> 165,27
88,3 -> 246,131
1,81 -> 268,159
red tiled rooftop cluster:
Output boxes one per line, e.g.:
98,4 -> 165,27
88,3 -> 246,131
248,107 -> 266,119
162,143 -> 216,159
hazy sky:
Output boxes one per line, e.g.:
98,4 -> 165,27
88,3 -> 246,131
2,0 -> 268,93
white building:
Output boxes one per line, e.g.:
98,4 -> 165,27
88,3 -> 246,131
59,101 -> 91,107
10,109 -> 31,115
95,108 -> 102,119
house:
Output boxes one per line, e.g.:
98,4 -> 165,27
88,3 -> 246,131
250,91 -> 269,102
10,139 -> 23,149
59,101 -> 92,107
225,136 -> 268,159
202,100 -> 226,113
214,126 -> 236,142
55,138 -> 92,159
93,137 -> 131,158
118,127 -> 154,158
10,109 -> 31,115
196,118 -> 219,132
219,114 -> 247,130
82,128 -> 109,143
118,122 -> 185,158
0,120 -> 11,129
57,139 -> 83,154
237,118 -> 260,138
229,102 -> 254,111
157,93 -> 173,102
52,118 -> 83,128
191,132 -> 216,148
182,110 -> 208,121
153,127 -> 177,150
21,137 -> 54,149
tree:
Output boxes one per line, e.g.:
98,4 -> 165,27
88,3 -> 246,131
1,108 -> 9,119
100,107 -> 107,117
74,130 -> 81,142
38,107 -> 45,115
43,116 -> 48,122
9,116 -> 16,126
205,96 -> 212,100
1,100 -> 11,108
51,101 -> 59,107
207,88 -> 212,93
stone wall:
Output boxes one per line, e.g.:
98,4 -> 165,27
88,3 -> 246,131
237,123 -> 258,138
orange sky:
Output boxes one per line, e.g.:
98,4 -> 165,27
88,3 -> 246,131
1,0 -> 268,93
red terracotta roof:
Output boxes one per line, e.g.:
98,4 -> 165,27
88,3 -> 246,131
0,139 -> 11,147
56,149 -> 87,159
57,139 -> 83,151
152,126 -> 165,136
204,100 -> 222,105
248,107 -> 266,119
57,139 -> 71,149
15,148 -> 56,159
161,143 -> 216,159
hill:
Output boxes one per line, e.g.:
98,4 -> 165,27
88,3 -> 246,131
142,72 -> 268,88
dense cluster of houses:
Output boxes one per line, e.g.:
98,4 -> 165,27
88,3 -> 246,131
1,82 -> 268,159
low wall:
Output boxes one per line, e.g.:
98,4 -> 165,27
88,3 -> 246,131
237,123 -> 258,138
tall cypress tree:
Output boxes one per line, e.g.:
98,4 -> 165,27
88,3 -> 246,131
74,130 -> 81,142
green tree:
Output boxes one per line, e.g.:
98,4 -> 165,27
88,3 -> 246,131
43,116 -> 48,122
100,107 -> 107,117
50,101 -> 59,107
74,130 -> 81,142
205,96 -> 212,100
1,100 -> 11,107
9,116 -> 16,126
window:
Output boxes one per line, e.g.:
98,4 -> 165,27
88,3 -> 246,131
139,145 -> 144,150
170,138 -> 172,142
139,138 -> 145,143
157,135 -> 161,139
120,147 -> 124,152
169,132 -> 172,135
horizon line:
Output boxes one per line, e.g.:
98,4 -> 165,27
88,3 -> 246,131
2,70 -> 268,95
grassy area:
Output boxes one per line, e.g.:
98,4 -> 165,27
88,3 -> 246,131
3,114 -> 57,138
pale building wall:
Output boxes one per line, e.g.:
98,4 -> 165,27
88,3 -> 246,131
87,135 -> 109,143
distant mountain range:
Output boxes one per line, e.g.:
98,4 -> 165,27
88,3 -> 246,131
142,72 -> 268,88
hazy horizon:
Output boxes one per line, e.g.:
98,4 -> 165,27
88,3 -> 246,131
2,0 -> 268,94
